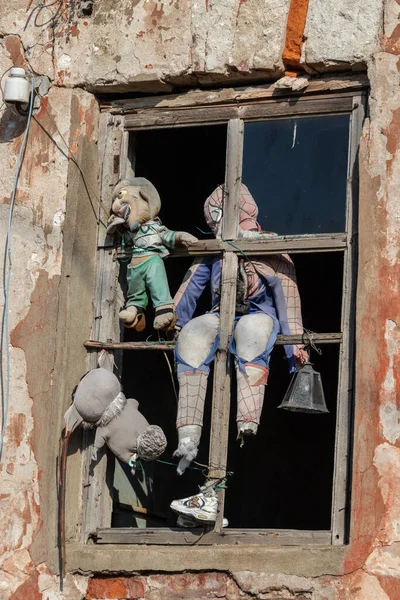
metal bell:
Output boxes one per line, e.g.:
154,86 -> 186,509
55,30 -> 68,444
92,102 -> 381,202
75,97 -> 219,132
278,362 -> 329,414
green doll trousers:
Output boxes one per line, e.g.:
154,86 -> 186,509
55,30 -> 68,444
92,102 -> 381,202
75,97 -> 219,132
126,254 -> 173,309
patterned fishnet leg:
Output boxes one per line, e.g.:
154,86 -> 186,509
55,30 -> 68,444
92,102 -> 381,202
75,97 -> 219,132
176,371 -> 208,428
250,254 -> 304,335
250,254 -> 309,364
236,368 -> 265,425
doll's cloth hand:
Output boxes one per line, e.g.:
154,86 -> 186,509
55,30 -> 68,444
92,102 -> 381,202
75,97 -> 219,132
294,346 -> 309,368
176,232 -> 198,247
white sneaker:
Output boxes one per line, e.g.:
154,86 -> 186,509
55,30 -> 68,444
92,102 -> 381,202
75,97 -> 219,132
176,515 -> 198,528
170,491 -> 218,523
176,514 -> 229,528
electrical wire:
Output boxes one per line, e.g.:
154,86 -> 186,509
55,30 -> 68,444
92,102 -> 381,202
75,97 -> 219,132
157,330 -> 179,403
0,73 -> 35,463
34,93 -> 110,222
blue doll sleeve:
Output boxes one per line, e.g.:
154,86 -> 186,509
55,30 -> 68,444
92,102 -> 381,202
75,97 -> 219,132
174,258 -> 213,328
263,274 -> 296,373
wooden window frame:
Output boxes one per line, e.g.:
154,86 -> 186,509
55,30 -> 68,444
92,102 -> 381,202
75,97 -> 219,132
82,77 -> 367,548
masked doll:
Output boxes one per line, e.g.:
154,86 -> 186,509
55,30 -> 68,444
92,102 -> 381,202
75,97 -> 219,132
107,178 -> 198,331
173,184 -> 308,473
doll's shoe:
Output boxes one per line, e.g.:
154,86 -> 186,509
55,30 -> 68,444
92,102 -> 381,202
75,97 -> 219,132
126,312 -> 146,332
119,306 -> 146,331
170,490 -> 218,523
153,304 -> 177,331
176,514 -> 229,528
176,515 -> 198,528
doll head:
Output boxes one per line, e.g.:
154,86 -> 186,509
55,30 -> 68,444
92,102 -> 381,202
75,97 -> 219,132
128,424 -> 167,474
204,183 -> 260,238
108,177 -> 161,233
64,368 -> 126,432
136,425 -> 167,461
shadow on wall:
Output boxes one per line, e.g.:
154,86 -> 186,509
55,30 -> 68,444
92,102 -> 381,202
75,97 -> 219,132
0,106 -> 29,142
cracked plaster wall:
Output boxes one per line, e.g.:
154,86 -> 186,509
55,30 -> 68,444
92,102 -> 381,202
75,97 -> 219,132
0,42 -> 99,599
0,0 -> 383,92
2,0 -> 400,598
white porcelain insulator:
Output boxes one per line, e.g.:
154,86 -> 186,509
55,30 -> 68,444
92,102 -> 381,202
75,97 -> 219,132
4,68 -> 30,104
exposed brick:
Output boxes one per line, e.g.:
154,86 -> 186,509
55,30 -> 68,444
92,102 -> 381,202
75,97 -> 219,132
282,0 -> 310,69
126,577 -> 145,599
146,573 -> 228,598
86,577 -> 126,599
86,576 -> 144,599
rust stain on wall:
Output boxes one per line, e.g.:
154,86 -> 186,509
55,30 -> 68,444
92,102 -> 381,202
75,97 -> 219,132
383,23 -> 400,55
10,271 -> 60,511
73,95 -> 96,142
9,569 -> 41,600
4,35 -> 29,69
14,99 -> 58,201
8,414 -> 26,447
10,268 -> 59,411
0,489 -> 40,556
377,575 -> 400,598
342,24 -> 400,575
142,0 -> 165,28
342,153 -> 385,572
384,106 -> 400,173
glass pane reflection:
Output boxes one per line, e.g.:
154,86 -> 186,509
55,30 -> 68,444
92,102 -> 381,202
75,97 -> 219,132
242,115 -> 350,235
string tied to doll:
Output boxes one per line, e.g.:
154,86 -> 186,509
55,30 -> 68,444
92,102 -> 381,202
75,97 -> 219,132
136,457 -> 233,482
145,334 -> 169,345
196,226 -> 261,273
116,233 -> 132,263
196,227 -> 213,235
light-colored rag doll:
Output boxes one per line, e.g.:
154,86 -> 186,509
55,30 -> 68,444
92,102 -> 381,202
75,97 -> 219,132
64,366 -> 167,471
59,357 -> 166,574
107,177 -> 198,331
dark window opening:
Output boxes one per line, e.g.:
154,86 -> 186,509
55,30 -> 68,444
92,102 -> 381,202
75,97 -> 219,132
112,124 -> 227,528
130,125 -> 228,239
110,121 -> 347,532
225,253 -> 343,530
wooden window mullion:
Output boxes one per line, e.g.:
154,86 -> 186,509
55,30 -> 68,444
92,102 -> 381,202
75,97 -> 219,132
208,119 -> 243,532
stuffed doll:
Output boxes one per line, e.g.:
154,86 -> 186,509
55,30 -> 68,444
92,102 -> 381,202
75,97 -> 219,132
59,358 -> 167,574
107,177 -> 198,331
172,184 -> 309,474
64,366 -> 167,470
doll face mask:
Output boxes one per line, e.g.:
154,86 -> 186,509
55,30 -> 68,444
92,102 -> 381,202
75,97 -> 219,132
108,178 -> 162,234
204,184 -> 261,238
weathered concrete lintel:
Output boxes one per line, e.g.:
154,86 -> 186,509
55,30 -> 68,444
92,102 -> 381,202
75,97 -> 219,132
101,73 -> 369,113
84,69 -> 283,95
66,543 -> 346,577
303,62 -> 368,75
